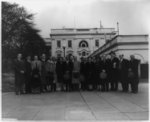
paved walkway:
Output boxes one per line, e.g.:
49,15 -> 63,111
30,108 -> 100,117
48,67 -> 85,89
2,83 -> 149,121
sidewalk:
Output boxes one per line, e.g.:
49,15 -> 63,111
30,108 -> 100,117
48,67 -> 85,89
2,83 -> 149,121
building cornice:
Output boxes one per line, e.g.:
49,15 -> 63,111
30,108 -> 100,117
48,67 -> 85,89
51,27 -> 115,30
118,34 -> 149,37
50,33 -> 116,37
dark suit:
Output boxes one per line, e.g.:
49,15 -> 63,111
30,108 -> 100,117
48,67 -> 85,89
25,61 -> 32,93
41,60 -> 47,91
85,62 -> 91,90
87,62 -> 94,87
110,57 -> 119,91
100,59 -> 109,91
80,61 -> 87,90
56,61 -> 64,83
63,60 -> 73,91
106,59 -> 111,87
118,59 -> 129,92
128,59 -> 140,93
94,60 -> 101,90
14,59 -> 25,94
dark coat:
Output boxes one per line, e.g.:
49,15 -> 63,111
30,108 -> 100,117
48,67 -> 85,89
98,59 -> 110,80
63,61 -> 73,73
14,59 -> 25,86
56,61 -> 64,83
105,59 -> 111,80
110,57 -> 119,81
118,59 -> 129,81
93,60 -> 101,82
25,61 -> 32,81
31,60 -> 41,88
128,59 -> 140,79
86,62 -> 94,83
95,61 -> 101,73
80,61 -> 86,75
63,61 -> 73,82
41,60 -> 47,85
100,59 -> 109,72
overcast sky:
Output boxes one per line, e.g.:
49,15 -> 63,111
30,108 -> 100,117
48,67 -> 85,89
4,0 -> 150,38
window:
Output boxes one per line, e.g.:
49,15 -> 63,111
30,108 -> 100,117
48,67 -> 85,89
68,40 -> 72,48
79,40 -> 88,48
82,52 -> 86,56
95,40 -> 99,47
57,40 -> 61,48
81,43 -> 86,47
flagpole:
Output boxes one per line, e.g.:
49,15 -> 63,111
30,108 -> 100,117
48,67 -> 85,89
117,22 -> 119,35
100,20 -> 101,29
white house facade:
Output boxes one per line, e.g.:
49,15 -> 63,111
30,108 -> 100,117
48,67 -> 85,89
50,28 -> 117,60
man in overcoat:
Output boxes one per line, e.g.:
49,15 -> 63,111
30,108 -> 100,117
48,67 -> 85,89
118,54 -> 129,92
80,57 -> 86,91
63,57 -> 73,91
110,51 -> 119,91
100,55 -> 109,91
56,57 -> 64,91
128,55 -> 140,93
94,56 -> 102,91
86,57 -> 94,91
14,53 -> 25,95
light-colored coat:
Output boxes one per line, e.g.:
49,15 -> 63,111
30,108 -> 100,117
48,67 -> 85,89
46,60 -> 56,73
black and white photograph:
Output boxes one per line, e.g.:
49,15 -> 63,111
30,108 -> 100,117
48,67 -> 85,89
2,0 -> 149,121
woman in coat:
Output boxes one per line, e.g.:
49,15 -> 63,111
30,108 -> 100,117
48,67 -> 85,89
46,57 -> 56,92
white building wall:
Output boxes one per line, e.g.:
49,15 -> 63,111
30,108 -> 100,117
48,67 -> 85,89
118,45 -> 148,50
116,50 -> 148,64
50,28 -> 117,60
118,35 -> 148,43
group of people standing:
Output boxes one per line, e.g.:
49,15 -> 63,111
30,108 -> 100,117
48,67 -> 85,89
14,51 -> 140,95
